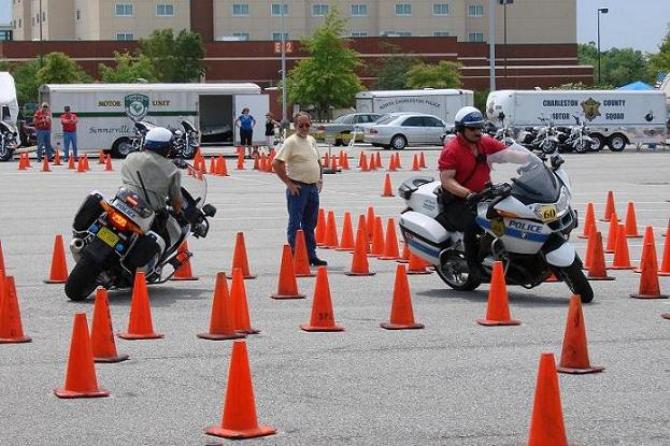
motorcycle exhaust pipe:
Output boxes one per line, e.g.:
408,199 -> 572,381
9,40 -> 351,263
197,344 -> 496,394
70,238 -> 86,256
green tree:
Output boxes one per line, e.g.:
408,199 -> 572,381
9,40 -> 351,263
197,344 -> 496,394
286,8 -> 364,120
36,52 -> 92,85
648,25 -> 670,80
578,43 -> 651,87
140,29 -> 206,82
7,61 -> 42,104
98,51 -> 158,83
370,42 -> 419,90
406,60 -> 461,89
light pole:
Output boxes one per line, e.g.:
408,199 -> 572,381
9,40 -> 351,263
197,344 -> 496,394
39,0 -> 44,66
488,0 -> 496,92
597,8 -> 608,84
280,3 -> 287,127
499,0 -> 513,84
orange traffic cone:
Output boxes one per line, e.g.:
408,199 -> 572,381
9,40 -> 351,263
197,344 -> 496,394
357,214 -> 371,254
220,156 -> 229,176
375,152 -> 382,169
330,155 -> 338,171
0,276 -> 31,343
345,228 -> 376,276
583,228 -> 595,270
322,210 -> 339,249
366,206 -> 376,239
315,208 -> 327,246
600,190 -> 617,222
477,261 -> 521,326
395,152 -> 402,169
634,226 -> 656,274
18,153 -> 27,170
527,353 -> 568,446
369,216 -> 385,257
205,340 -> 276,439
557,295 -> 604,374
660,226 -> 670,276
25,152 -> 32,168
379,218 -> 400,260
271,245 -> 305,300
604,210 -> 618,253
172,241 -> 198,281
44,234 -> 69,284
54,313 -> 109,398
359,152 -> 369,171
208,156 -> 216,174
397,242 -> 410,264
323,152 -> 330,168
104,154 -> 113,171
83,154 -> 90,171
117,272 -> 164,340
230,267 -> 260,334
198,272 -> 246,340
411,153 -> 420,171
381,173 -> 394,197
300,267 -> 344,332
98,150 -> 106,164
227,232 -> 256,279
380,265 -> 424,330
54,149 -> 61,166
293,230 -> 315,278
578,202 -> 596,239
336,211 -> 355,252
41,155 -> 51,172
587,232 -> 615,281
608,224 -> 634,270
67,155 -> 75,170
624,202 -> 642,238
387,153 -> 397,171
76,156 -> 86,173
407,251 -> 432,275
630,242 -> 668,299
91,288 -> 129,362
237,151 -> 245,170
419,151 -> 427,168
252,155 -> 259,170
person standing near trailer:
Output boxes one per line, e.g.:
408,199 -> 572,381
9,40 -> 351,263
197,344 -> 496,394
34,102 -> 53,161
60,105 -> 79,161
235,107 -> 256,158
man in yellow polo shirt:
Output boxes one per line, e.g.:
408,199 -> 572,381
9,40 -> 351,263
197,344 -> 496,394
272,112 -> 326,266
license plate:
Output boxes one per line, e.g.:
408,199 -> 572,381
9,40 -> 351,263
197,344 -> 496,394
97,226 -> 119,247
538,205 -> 558,222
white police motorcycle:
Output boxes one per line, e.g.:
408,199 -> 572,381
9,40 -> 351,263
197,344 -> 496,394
398,143 -> 594,303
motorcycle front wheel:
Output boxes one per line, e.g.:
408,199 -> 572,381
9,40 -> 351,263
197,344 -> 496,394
65,257 -> 103,301
436,251 -> 481,291
556,257 -> 594,303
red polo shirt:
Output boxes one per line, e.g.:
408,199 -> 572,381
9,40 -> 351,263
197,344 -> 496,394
438,134 -> 506,193
60,112 -> 78,132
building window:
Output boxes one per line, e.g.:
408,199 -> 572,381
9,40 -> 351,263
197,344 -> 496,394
351,4 -> 367,16
115,4 -> 133,16
468,5 -> 484,17
232,4 -> 249,16
433,4 -> 449,15
157,4 -> 174,16
434,31 -> 450,37
468,32 -> 484,42
76,10 -> 81,20
382,31 -> 411,37
351,31 -> 368,37
272,32 -> 289,41
271,3 -> 288,16
312,4 -> 329,16
232,32 -> 250,40
395,4 -> 411,16
116,32 -> 134,41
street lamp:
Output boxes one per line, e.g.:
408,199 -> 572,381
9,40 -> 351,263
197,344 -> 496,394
280,3 -> 287,127
499,0 -> 513,84
597,8 -> 608,84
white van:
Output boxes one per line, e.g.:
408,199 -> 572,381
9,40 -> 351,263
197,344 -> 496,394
0,72 -> 20,161
486,89 -> 668,150
39,83 -> 269,157
355,89 -> 474,125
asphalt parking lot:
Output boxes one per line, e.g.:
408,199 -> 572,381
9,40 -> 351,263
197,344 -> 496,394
0,145 -> 669,445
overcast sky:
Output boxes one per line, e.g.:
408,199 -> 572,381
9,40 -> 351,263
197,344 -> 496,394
1,0 -> 668,53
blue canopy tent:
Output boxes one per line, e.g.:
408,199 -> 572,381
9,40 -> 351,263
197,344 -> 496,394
617,81 -> 654,90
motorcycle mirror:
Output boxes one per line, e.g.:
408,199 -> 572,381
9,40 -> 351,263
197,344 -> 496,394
202,203 -> 217,218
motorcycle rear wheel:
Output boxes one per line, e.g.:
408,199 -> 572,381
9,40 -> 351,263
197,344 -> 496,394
436,251 -> 481,291
65,257 -> 102,301
557,257 -> 594,303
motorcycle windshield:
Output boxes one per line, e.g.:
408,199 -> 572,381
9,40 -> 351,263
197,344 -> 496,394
510,154 -> 560,204
180,163 -> 207,210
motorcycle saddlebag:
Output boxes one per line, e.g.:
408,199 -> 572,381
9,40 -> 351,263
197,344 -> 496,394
73,192 -> 104,232
398,211 -> 449,265
124,233 -> 161,270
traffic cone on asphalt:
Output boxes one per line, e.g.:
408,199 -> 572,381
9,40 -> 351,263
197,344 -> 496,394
336,212 -> 355,252
271,245 -> 305,300
557,295 -> 604,374
117,272 -> 164,340
375,152 -> 382,169
293,230 -> 315,278
634,226 -> 656,274
104,154 -> 113,171
227,232 -> 256,279
237,151 -> 245,170
359,152 -> 369,171
395,152 -> 403,169
397,242 -> 410,264
660,227 -> 670,276
587,232 -> 615,281
323,211 -> 339,249
205,340 -> 277,440
380,265 -> 424,330
578,202 -> 596,239
624,202 -> 642,238
76,156 -> 86,173
630,243 -> 668,299
67,155 -> 75,170
609,224 -> 634,270
381,173 -> 395,197
605,210 -> 619,253
357,151 -> 364,168
387,153 -> 397,171
330,155 -> 338,171
342,151 -> 350,170
300,267 -> 344,332
41,155 -> 51,172
600,190 -> 617,222
172,241 -> 198,281
366,207 -> 376,239
407,252 -> 432,275
345,228 -> 376,276
98,150 -> 106,164
527,353 -> 568,446
44,234 -> 69,284
198,272 -> 246,340
54,313 -> 109,399
477,261 -> 521,326
315,208 -> 327,246
379,218 -> 400,260
17,153 -> 27,170
411,154 -> 420,171
230,268 -> 260,334
83,154 -> 90,171
583,230 -> 595,270
419,151 -> 427,168
323,152 -> 330,168
370,216 -> 386,257
0,276 -> 32,343
25,152 -> 32,168
252,155 -> 259,170
91,288 -> 129,363
54,149 -> 61,166
357,214 -> 371,254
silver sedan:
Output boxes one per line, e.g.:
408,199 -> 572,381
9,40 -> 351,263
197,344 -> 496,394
363,113 -> 447,149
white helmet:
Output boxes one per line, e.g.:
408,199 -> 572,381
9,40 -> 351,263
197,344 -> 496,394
454,106 -> 485,132
144,127 -> 174,155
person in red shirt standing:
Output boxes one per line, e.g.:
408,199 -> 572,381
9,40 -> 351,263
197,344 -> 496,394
33,102 -> 53,161
438,106 -> 528,279
60,105 -> 79,161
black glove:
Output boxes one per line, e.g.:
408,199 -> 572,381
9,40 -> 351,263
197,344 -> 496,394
465,192 -> 480,207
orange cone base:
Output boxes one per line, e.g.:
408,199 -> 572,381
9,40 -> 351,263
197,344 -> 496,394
335,247 -> 354,252
608,266 -> 634,270
171,276 -> 199,281
476,319 -> 521,326
0,335 -> 32,344
226,273 -> 257,280
630,293 -> 668,299
379,255 -> 400,261
599,217 -> 619,222
270,292 -> 306,300
117,332 -> 164,340
344,271 -> 376,277
396,259 -> 409,264
197,332 -> 246,341
300,323 -> 344,332
380,321 -> 424,330
238,328 -> 261,335
295,272 -> 316,278
206,424 -> 277,440
54,387 -> 110,399
557,365 -> 604,375
577,234 -> 590,239
587,275 -> 615,281
406,270 -> 432,275
44,279 -> 67,284
626,234 -> 643,239
95,353 -> 130,363
662,313 -> 670,320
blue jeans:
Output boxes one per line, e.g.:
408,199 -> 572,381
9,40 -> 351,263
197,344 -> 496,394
286,183 -> 319,260
36,130 -> 53,159
63,132 -> 77,160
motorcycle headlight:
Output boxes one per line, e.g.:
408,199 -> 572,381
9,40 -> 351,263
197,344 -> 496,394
556,187 -> 569,214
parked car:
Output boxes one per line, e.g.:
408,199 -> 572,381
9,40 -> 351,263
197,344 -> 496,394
315,113 -> 382,145
364,113 -> 447,149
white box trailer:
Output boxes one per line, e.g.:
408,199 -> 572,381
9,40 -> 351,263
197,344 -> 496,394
0,72 -> 21,161
39,83 -> 269,157
486,89 -> 668,150
355,89 -> 474,124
